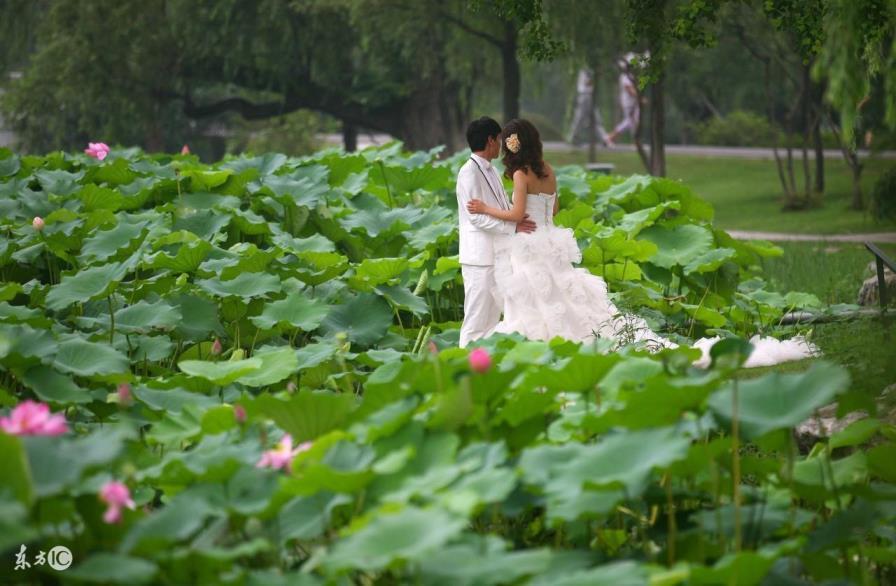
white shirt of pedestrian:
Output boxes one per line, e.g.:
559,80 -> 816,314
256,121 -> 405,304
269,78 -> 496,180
577,69 -> 593,94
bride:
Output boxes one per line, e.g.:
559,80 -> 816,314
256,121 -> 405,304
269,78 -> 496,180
465,118 -> 817,368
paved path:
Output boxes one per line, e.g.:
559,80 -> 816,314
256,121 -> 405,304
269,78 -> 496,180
728,230 -> 896,243
543,142 -> 894,160
316,133 -> 895,160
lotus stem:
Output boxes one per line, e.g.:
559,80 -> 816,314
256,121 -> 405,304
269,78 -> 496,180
108,295 -> 115,345
378,161 -> 393,208
732,377 -> 742,553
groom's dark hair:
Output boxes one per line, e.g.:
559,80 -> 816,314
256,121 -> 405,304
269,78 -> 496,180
466,117 -> 502,151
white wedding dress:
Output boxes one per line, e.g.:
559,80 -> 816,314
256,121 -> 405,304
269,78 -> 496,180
488,192 -> 817,367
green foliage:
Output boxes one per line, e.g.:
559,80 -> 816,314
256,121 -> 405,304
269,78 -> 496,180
0,144 -> 892,584
870,166 -> 896,222
694,110 -> 781,147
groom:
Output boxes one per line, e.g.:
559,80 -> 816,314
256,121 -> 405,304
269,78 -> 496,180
456,117 -> 536,347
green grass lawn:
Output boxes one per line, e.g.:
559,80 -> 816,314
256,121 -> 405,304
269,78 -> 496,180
547,148 -> 896,235
754,242 -> 896,406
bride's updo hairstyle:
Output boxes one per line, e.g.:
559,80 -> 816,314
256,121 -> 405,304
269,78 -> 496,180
501,118 -> 548,180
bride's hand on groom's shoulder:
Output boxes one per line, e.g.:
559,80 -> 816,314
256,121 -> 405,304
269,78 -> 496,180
467,199 -> 488,214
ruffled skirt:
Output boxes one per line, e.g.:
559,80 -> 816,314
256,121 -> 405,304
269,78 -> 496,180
489,225 -> 817,367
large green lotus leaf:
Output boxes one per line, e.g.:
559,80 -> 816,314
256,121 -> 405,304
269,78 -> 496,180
180,191 -> 242,211
521,352 -> 620,394
322,506 -> 466,572
321,294 -> 393,346
554,202 -> 596,230
250,295 -> 329,331
81,218 -> 147,261
616,201 -> 678,234
316,152 -> 366,186
230,208 -> 272,236
221,153 -> 288,177
293,251 -> 349,286
180,167 -> 233,191
531,561 -> 648,586
237,347 -> 299,387
0,324 -> 57,367
339,205 -> 424,238
371,163 -> 451,195
178,357 -> 263,385
683,247 -> 737,274
0,149 -> 20,177
652,177 -> 715,221
295,341 -> 339,370
148,239 -> 213,273
278,492 -> 353,543
375,285 -> 429,316
171,294 -> 224,341
251,390 -> 355,442
23,428 -> 128,497
89,157 -> 139,186
120,487 -> 217,555
0,301 -> 52,327
708,361 -> 850,440
23,367 -> 95,404
582,231 -> 657,264
45,262 -> 128,311
132,385 -> 219,413
197,272 -> 282,299
108,299 -> 182,333
53,338 -> 130,376
535,426 -> 690,498
0,433 -> 33,507
146,404 -> 203,445
65,553 -> 158,585
419,536 -> 553,584
261,165 -> 329,208
272,232 -> 335,254
638,224 -> 714,269
35,168 -> 85,196
348,257 -> 408,291
78,184 -> 125,212
172,210 -> 231,240
403,221 -> 456,250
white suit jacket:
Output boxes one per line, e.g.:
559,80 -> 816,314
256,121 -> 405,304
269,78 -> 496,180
456,157 -> 516,266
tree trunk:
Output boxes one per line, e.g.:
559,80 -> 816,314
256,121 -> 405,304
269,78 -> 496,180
501,21 -> 520,122
342,122 -> 357,152
649,75 -> 666,177
812,80 -> 826,196
850,163 -> 864,210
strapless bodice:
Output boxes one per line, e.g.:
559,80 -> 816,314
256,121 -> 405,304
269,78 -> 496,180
522,192 -> 556,227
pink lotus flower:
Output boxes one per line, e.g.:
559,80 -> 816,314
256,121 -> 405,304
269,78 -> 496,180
210,338 -> 222,356
32,217 -> 45,231
181,144 -> 191,155
117,383 -> 132,406
0,400 -> 68,436
428,341 -> 439,354
99,481 -> 136,524
84,142 -> 110,160
234,404 -> 247,424
468,347 -> 491,373
256,434 -> 312,472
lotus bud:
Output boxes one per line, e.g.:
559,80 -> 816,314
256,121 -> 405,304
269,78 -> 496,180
233,404 -> 247,424
210,338 -> 222,355
32,216 -> 44,231
413,270 -> 429,295
117,383 -> 132,406
181,144 -> 191,155
175,273 -> 188,287
286,381 -> 297,393
428,340 -> 439,354
230,348 -> 245,361
468,347 -> 491,373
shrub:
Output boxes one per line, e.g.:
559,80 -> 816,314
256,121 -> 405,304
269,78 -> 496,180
870,165 -> 896,222
694,110 -> 780,147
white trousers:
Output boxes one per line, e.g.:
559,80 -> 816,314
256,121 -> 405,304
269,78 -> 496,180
567,93 -> 609,143
459,264 -> 502,348
612,104 -> 640,135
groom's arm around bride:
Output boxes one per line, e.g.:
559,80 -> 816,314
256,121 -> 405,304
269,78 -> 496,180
456,117 -> 535,348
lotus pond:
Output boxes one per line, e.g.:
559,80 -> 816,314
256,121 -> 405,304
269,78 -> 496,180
0,144 -> 893,585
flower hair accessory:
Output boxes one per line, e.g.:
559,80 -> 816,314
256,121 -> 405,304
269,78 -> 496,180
505,133 -> 521,153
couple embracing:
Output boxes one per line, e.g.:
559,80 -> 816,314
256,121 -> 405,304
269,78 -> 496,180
455,116 -> 817,368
